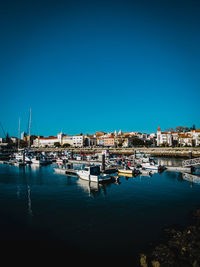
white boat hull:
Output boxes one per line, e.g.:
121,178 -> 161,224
77,171 -> 111,183
141,163 -> 159,170
31,159 -> 40,165
77,170 -> 99,182
14,154 -> 32,163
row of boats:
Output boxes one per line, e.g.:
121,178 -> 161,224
54,152 -> 166,183
7,151 -> 53,167
2,150 -> 166,182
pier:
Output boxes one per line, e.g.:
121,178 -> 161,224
182,157 -> 200,167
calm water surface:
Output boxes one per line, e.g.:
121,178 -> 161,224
0,159 -> 200,263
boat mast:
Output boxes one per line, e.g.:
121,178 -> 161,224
28,108 -> 32,149
18,117 -> 20,151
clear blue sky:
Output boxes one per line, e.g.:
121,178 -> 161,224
0,0 -> 200,137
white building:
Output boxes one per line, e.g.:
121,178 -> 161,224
192,130 -> 200,146
33,132 -> 64,147
157,126 -> 172,146
178,134 -> 193,147
38,136 -> 59,147
157,126 -> 200,147
84,135 -> 97,147
73,135 -> 84,147
10,137 -> 18,144
62,135 -> 74,146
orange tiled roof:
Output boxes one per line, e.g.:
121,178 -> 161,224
96,132 -> 106,136
40,136 -> 57,140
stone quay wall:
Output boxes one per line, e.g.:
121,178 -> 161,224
34,147 -> 200,158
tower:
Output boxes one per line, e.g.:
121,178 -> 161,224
57,131 -> 64,146
167,132 -> 172,146
157,126 -> 161,146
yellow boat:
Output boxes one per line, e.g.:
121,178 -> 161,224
118,169 -> 133,175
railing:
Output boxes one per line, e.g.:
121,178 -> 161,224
182,157 -> 200,167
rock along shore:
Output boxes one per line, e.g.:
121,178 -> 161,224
139,208 -> 200,267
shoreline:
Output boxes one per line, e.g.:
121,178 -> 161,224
31,147 -> 200,158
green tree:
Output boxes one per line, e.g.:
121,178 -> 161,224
192,124 -> 196,130
132,138 -> 144,147
62,143 -> 70,148
175,126 -> 184,132
54,142 -> 61,147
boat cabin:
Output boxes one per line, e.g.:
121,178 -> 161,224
83,166 -> 101,176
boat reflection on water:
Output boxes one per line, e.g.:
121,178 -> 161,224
17,168 -> 33,219
76,177 -> 114,197
118,173 -> 133,179
118,169 -> 158,179
77,178 -> 101,197
29,164 -> 40,171
182,172 -> 200,187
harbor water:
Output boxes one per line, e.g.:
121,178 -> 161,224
0,159 -> 200,264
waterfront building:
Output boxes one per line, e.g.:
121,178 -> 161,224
57,131 -> 65,146
73,135 -> 84,147
122,136 -> 133,147
157,126 -> 173,146
10,137 -> 18,144
115,132 -> 138,147
24,135 -> 38,146
33,136 -> 42,147
157,126 -> 200,147
94,131 -> 106,146
192,130 -> 200,146
62,135 -> 73,146
84,135 -> 97,147
33,132 -> 63,147
95,131 -> 106,137
178,133 -> 193,147
38,136 -> 58,147
33,132 -> 69,148
0,137 -> 6,144
97,132 -> 116,147
97,137 -> 104,146
103,136 -> 115,147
